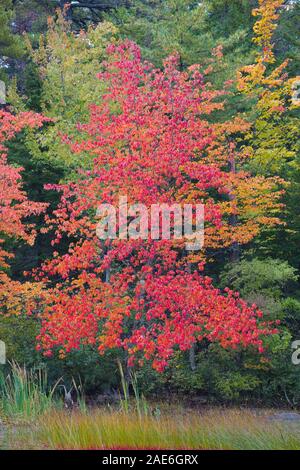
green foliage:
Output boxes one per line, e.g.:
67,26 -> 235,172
282,297 -> 300,334
203,0 -> 256,37
220,258 -> 298,298
165,346 -> 263,401
0,316 -> 120,396
0,0 -> 24,82
0,316 -> 40,367
0,0 -> 23,60
13,1 -> 58,35
107,1 -> 208,67
215,373 -> 260,401
4,133 -> 66,279
256,156 -> 300,269
274,1 -> 300,76
9,11 -> 117,171
53,348 -> 120,395
218,257 -> 300,404
108,0 -> 255,69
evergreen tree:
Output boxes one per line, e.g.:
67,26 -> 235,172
0,0 -> 24,81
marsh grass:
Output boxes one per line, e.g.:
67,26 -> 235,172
0,362 -> 60,422
2,363 -> 300,450
25,407 -> 300,450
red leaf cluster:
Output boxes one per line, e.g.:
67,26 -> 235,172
36,42 -> 280,370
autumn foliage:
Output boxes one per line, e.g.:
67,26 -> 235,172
32,41 -> 282,371
0,110 -> 46,315
1,0 -> 297,375
237,0 -> 299,173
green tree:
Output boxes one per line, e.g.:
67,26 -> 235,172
9,10 -> 117,170
0,0 -> 23,57
107,0 -> 255,69
236,0 -> 300,269
0,0 -> 24,81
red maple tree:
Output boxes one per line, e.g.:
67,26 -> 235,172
36,42 -> 281,371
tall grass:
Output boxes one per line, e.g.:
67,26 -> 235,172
117,360 -> 150,418
30,408 -> 300,450
71,377 -> 87,414
0,362 -> 60,421
117,360 -> 129,414
3,362 -> 300,450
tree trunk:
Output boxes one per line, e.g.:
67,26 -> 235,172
228,145 -> 240,263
